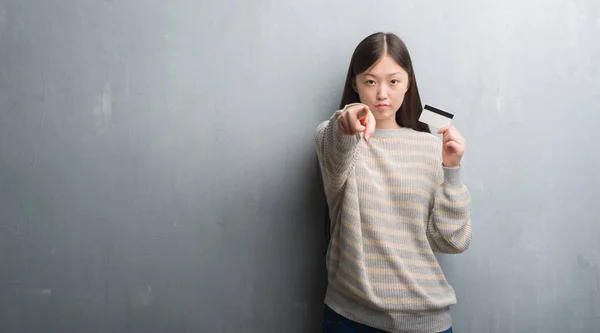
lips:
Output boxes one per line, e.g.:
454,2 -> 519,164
375,104 -> 390,109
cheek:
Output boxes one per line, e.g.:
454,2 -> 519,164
391,86 -> 408,99
399,82 -> 409,93
356,86 -> 375,100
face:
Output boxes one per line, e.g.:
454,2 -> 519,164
354,54 -> 409,129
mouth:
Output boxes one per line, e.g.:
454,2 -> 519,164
375,104 -> 390,109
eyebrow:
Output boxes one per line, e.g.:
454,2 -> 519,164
362,72 -> 405,77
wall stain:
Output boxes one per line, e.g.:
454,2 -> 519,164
93,82 -> 113,133
577,253 -> 593,268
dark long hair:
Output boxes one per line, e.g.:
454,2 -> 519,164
322,32 -> 430,248
340,32 -> 430,132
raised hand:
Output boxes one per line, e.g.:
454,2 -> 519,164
337,104 -> 376,141
437,125 -> 465,168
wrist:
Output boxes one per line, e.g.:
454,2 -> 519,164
442,163 -> 460,169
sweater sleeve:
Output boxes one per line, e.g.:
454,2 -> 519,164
314,104 -> 363,192
426,165 -> 473,254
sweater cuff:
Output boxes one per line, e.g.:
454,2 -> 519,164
442,165 -> 462,188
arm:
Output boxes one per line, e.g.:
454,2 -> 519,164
426,165 -> 472,254
314,104 -> 365,192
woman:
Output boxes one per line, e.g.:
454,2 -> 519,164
314,32 -> 472,333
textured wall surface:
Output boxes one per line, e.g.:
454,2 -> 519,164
1,0 -> 599,332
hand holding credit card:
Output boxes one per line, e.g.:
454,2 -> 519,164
419,104 -> 465,168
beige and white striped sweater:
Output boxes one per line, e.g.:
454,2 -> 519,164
314,105 -> 472,333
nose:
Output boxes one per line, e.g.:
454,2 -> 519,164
376,84 -> 388,101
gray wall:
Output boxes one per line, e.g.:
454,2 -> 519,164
1,0 -> 599,332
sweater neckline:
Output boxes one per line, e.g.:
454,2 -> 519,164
371,127 -> 414,138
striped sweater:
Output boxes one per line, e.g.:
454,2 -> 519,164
314,105 -> 472,333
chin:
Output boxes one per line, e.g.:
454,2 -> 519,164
373,110 -> 395,120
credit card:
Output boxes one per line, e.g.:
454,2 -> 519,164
419,104 -> 454,128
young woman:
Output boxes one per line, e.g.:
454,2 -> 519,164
314,32 -> 472,333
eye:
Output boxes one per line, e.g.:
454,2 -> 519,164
366,80 -> 376,85
391,79 -> 399,85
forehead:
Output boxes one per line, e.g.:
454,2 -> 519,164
362,54 -> 407,77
